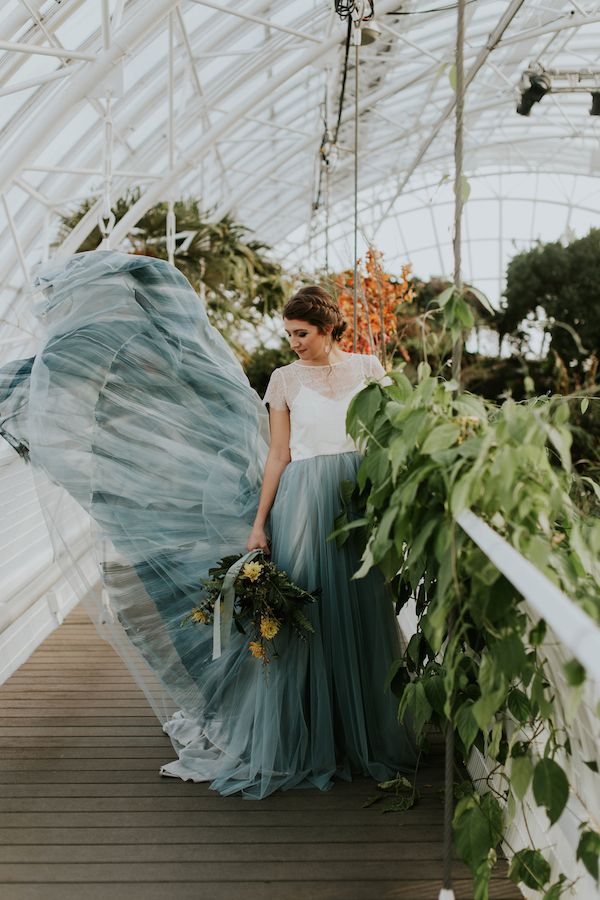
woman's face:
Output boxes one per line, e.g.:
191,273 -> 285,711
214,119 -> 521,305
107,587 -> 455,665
283,318 -> 330,362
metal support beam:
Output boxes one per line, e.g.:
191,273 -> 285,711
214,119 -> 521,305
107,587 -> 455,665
101,0 -> 111,52
1,194 -> 30,283
0,39 -> 95,61
0,67 -> 73,97
105,0 -> 410,248
0,0 -> 181,199
372,0 -> 526,238
188,0 -> 323,44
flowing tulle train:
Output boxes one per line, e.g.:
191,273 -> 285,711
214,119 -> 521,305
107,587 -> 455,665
0,251 -> 416,799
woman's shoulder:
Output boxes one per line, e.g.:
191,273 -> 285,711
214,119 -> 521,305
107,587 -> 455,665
345,352 -> 385,374
266,363 -> 296,384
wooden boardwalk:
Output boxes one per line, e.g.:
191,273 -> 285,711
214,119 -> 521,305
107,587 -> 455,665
0,607 -> 522,900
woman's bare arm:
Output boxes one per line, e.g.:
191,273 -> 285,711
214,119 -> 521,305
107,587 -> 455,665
246,407 -> 291,553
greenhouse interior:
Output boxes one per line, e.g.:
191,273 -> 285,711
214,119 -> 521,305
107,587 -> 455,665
0,1 -> 599,898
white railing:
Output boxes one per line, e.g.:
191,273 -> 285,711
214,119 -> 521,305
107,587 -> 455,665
455,510 -> 600,900
0,444 -> 99,682
456,510 -> 600,682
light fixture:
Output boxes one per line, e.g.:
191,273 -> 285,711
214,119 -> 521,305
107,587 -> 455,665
358,21 -> 381,45
516,72 -> 551,116
517,66 -> 600,117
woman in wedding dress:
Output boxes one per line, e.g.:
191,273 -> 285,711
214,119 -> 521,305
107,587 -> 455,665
0,253 -> 415,798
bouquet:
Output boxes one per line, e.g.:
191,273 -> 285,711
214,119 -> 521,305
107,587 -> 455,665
182,552 -> 318,666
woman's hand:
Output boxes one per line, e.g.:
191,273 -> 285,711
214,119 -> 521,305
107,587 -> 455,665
246,524 -> 270,554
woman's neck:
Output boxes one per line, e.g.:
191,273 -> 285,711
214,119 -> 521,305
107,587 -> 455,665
297,348 -> 350,367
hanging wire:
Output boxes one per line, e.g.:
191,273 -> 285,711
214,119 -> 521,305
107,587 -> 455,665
98,95 -> 115,248
334,1 -> 374,21
440,5 -> 466,900
324,139 -> 331,273
388,0 -> 476,14
334,2 -> 374,353
166,11 -> 176,267
451,0 -> 465,383
334,17 -> 354,145
352,30 -> 360,353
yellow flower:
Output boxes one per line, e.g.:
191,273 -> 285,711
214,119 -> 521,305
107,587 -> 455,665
249,640 -> 267,660
260,617 -> 280,639
242,561 -> 263,582
190,608 -> 208,624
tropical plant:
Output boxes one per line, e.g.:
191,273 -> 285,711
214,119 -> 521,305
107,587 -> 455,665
57,191 -> 289,348
334,364 -> 600,898
500,229 -> 600,386
331,248 -> 414,365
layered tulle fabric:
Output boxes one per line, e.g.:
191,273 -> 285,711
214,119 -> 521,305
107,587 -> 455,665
0,251 -> 269,722
0,250 -> 416,799
162,452 -> 417,796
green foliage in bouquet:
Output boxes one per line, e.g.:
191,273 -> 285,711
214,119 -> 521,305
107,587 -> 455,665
182,553 -> 317,665
334,365 -> 600,898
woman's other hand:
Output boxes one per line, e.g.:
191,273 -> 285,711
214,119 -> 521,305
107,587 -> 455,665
246,524 -> 270,554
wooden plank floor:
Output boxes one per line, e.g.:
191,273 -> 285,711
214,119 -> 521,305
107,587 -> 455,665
0,607 -> 522,900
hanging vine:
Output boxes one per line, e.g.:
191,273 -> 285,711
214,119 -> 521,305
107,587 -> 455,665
335,362 -> 600,898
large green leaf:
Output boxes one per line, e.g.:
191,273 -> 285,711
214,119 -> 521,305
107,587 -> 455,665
455,700 -> 479,754
423,673 -> 446,716
421,423 -> 461,455
511,754 -> 534,801
450,471 -> 475,515
542,875 -> 568,900
576,829 -> 600,880
347,384 -> 382,435
397,680 -> 432,736
466,283 -> 495,315
472,687 -> 506,732
532,758 -> 569,826
385,371 -> 413,402
474,848 -> 497,900
455,296 -> 475,329
434,286 -> 455,309
491,634 -> 527,681
453,793 -> 503,871
563,659 -> 585,687
507,688 -> 531,724
509,849 -> 551,890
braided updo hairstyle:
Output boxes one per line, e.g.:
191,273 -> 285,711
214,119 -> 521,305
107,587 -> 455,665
282,285 -> 348,342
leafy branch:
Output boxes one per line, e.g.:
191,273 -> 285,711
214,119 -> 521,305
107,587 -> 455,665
339,363 -> 600,898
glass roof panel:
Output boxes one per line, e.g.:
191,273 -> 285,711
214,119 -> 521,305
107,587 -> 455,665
0,0 -> 600,341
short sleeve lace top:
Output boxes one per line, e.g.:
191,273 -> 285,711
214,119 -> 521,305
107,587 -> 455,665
263,353 -> 385,461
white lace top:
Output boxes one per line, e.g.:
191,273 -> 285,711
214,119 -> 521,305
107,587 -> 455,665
263,353 -> 385,461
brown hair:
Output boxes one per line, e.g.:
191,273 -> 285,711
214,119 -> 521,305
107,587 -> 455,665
282,285 -> 348,342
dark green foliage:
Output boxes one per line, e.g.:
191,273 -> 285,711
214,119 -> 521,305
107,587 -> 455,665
57,192 -> 289,347
501,229 -> 600,379
337,363 -> 600,896
509,849 -> 552,890
577,828 -> 600,880
181,552 -> 318,667
532,758 -> 569,826
243,344 -> 295,397
363,774 -> 419,813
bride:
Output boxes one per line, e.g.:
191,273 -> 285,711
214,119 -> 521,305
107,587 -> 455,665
0,253 -> 415,798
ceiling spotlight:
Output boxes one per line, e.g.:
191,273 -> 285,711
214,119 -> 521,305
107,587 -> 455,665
517,72 -> 551,116
590,92 -> 600,116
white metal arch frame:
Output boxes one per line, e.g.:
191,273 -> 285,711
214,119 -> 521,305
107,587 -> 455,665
0,0 -> 600,307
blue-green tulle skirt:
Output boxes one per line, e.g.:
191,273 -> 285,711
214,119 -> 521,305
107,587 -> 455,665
161,451 -> 417,798
0,251 -> 416,800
